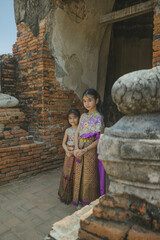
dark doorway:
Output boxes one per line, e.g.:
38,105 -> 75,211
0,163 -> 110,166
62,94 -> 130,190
103,7 -> 153,127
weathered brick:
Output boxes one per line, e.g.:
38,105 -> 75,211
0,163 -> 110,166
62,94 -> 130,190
130,201 -> 146,215
93,204 -> 127,223
128,213 -> 151,230
79,228 -> 103,240
80,215 -> 130,240
127,225 -> 160,240
153,219 -> 160,232
99,194 -> 129,210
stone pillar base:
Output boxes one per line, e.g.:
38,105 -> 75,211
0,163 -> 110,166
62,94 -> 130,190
79,193 -> 160,240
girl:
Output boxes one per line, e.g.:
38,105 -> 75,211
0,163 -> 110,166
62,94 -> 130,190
73,88 -> 105,208
58,109 -> 80,204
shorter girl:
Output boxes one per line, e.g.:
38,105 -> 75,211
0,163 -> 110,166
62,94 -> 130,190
58,109 -> 80,204
73,88 -> 105,208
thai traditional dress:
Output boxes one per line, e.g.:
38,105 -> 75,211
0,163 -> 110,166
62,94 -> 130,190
58,127 -> 77,204
72,111 -> 105,206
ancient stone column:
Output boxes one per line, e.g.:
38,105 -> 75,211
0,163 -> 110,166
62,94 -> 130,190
79,67 -> 160,240
99,67 -> 160,206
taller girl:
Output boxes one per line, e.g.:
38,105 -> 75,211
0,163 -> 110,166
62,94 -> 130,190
73,88 -> 105,207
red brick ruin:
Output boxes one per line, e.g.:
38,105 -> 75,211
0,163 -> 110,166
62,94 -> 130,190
0,19 -> 83,184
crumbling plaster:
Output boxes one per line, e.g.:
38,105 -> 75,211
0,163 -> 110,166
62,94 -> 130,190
47,1 -> 112,98
14,0 -> 114,98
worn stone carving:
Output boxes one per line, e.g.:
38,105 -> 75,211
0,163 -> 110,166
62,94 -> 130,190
111,67 -> 160,115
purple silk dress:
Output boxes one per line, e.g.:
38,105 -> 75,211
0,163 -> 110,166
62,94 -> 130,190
73,111 -> 105,206
78,112 -> 105,196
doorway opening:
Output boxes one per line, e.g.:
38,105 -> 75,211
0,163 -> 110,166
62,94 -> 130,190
102,3 -> 153,126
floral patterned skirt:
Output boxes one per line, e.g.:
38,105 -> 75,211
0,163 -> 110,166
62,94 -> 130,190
58,146 -> 75,204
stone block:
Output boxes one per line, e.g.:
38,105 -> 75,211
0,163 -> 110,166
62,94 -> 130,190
49,202 -> 95,240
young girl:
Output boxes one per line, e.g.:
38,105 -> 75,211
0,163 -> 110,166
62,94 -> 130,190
58,109 -> 80,204
73,88 -> 105,208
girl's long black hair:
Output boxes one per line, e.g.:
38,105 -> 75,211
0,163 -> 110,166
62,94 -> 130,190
67,108 -> 80,126
82,88 -> 102,114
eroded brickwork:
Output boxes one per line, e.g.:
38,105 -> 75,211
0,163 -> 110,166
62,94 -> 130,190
79,193 -> 160,240
0,55 -> 17,96
0,17 -> 83,185
13,18 -> 82,141
0,141 -> 60,184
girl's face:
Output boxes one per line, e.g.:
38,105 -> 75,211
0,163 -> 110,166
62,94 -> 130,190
83,95 -> 99,112
68,113 -> 79,127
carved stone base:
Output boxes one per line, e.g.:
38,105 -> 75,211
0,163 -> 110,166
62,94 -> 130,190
98,113 -> 160,207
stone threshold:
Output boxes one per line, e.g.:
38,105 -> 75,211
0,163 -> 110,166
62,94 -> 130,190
45,199 -> 99,240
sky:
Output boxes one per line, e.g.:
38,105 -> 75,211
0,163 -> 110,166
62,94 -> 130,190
0,0 -> 17,55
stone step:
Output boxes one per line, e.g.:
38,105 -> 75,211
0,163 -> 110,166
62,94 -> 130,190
47,199 -> 99,240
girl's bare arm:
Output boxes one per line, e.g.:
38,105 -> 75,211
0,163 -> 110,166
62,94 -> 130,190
62,129 -> 69,152
85,140 -> 98,151
74,124 -> 80,149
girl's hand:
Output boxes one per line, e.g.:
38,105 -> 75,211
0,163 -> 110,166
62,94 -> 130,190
77,150 -> 83,158
75,149 -> 86,158
74,149 -> 80,158
74,147 -> 88,158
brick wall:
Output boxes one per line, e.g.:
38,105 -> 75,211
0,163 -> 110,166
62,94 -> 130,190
0,54 -> 17,96
0,105 -> 64,184
0,17 -> 83,184
0,141 -> 57,184
13,18 -> 83,141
